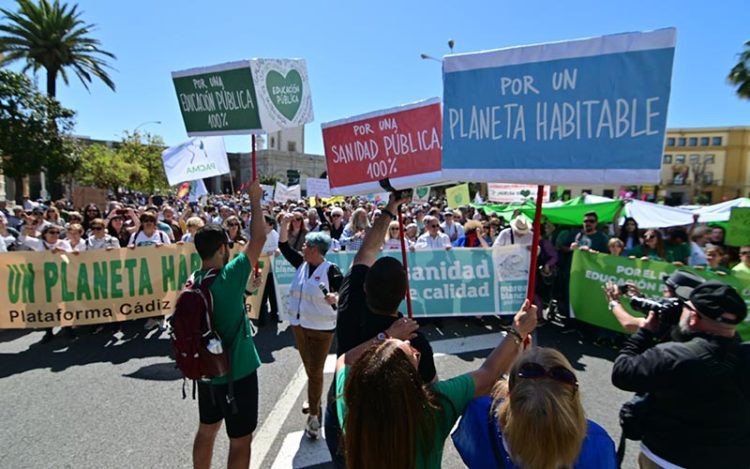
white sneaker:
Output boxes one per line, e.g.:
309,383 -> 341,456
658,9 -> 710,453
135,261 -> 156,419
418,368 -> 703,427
144,318 -> 162,331
304,415 -> 321,440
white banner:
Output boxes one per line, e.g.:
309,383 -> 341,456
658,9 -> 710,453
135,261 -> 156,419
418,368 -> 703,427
488,183 -> 550,204
305,177 -> 332,198
274,182 -> 301,203
161,137 -> 230,186
250,58 -> 315,133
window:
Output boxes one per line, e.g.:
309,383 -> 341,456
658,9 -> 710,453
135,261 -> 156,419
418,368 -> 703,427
700,137 -> 709,146
688,137 -> 697,146
666,137 -> 675,146
703,172 -> 714,184
675,154 -> 686,164
712,136 -> 722,146
663,154 -> 672,164
704,154 -> 715,164
603,189 -> 615,198
690,154 -> 700,164
270,137 -> 275,148
287,141 -> 297,152
677,137 -> 686,146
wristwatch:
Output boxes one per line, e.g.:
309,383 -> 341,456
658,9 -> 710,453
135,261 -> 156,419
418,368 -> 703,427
376,331 -> 390,341
608,300 -> 620,311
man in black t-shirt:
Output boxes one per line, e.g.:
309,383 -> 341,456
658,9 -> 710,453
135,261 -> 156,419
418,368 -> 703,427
324,192 -> 436,468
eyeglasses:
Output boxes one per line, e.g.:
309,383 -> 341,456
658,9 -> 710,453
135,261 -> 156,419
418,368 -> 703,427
389,227 -> 399,231
429,224 -> 439,228
331,214 -> 341,218
227,223 -> 240,227
517,362 -> 578,386
644,235 -> 657,240
91,226 -> 104,231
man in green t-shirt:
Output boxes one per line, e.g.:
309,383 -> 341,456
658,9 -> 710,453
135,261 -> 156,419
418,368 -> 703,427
573,211 -> 610,252
192,181 -> 265,469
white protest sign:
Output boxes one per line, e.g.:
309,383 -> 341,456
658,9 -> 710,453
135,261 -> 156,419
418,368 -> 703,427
488,183 -> 550,203
161,137 -> 230,186
305,177 -> 332,198
412,187 -> 431,205
250,58 -> 314,133
260,184 -> 274,204
274,182 -> 301,203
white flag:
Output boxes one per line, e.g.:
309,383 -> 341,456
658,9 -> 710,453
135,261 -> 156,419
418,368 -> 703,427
161,137 -> 230,186
188,179 -> 208,202
274,182 -> 301,203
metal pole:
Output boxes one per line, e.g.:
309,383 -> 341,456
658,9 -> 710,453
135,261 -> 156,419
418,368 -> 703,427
252,134 -> 257,181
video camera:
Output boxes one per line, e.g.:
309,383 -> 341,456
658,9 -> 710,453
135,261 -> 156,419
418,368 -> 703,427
628,296 -> 683,328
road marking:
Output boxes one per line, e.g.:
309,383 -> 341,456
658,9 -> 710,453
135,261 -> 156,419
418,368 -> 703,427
270,431 -> 331,469
253,331 -> 506,468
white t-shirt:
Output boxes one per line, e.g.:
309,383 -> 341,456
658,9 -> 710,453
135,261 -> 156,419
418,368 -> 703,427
494,228 -> 533,247
414,232 -> 451,250
68,239 -> 87,252
128,230 -> 171,247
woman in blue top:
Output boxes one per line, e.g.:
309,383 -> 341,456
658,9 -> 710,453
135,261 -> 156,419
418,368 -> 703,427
452,347 -> 617,469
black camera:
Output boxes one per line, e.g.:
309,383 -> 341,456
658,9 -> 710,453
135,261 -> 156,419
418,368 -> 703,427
629,296 -> 683,328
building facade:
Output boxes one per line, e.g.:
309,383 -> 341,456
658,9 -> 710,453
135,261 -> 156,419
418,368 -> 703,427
565,126 -> 750,204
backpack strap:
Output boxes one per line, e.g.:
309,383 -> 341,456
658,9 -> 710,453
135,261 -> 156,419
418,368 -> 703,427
510,229 -> 515,245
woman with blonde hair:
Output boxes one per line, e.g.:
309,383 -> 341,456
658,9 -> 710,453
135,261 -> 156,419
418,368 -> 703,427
452,347 -> 616,469
383,220 -> 413,250
336,300 -> 538,469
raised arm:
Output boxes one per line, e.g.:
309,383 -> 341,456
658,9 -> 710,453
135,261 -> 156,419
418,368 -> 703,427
244,181 -> 266,265
352,192 -> 410,267
470,299 -> 537,397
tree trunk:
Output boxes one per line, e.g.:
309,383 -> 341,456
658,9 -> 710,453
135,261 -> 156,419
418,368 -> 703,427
46,68 -> 57,97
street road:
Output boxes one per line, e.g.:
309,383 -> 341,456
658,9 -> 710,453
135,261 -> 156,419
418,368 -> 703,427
0,317 -> 638,468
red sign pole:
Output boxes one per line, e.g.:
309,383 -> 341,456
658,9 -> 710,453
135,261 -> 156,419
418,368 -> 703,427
523,184 -> 545,347
397,209 -> 414,319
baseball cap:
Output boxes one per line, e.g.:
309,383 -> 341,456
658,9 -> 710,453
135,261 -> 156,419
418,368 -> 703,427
663,270 -> 705,300
688,281 -> 747,325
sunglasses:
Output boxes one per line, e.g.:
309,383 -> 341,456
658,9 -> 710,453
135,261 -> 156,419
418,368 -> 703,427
390,227 -> 400,231
47,231 -> 60,235
516,362 -> 578,386
429,224 -> 440,228
644,235 -> 657,240
331,214 -> 341,218
740,251 -> 750,256
583,219 -> 596,224
227,223 -> 240,227
91,226 -> 104,231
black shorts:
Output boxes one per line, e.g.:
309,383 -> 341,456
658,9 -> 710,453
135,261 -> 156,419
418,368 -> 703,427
198,372 -> 259,439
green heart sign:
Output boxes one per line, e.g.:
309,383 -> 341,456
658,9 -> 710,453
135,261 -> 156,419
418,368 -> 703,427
520,189 -> 531,197
416,187 -> 429,198
266,69 -> 303,120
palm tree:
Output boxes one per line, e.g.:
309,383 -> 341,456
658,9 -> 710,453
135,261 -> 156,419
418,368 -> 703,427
728,40 -> 750,100
0,0 -> 116,97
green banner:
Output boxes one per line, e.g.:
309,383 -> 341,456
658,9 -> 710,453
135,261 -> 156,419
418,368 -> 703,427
570,250 -> 750,340
172,61 -> 262,136
474,198 -> 623,226
273,246 -> 530,318
726,207 -> 750,247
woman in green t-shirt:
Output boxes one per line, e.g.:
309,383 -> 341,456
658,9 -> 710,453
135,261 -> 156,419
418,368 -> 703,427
335,300 -> 538,469
630,229 -> 665,261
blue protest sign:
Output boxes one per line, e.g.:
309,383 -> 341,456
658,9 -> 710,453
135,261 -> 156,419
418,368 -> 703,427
442,29 -> 676,185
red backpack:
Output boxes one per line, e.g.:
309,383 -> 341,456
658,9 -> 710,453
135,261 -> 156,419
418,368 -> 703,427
167,269 -> 231,385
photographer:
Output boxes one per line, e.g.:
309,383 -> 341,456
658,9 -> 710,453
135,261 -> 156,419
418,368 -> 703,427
610,281 -> 750,468
603,270 -> 705,334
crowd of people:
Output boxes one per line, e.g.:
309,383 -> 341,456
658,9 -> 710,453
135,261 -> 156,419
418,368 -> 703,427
1,186 -> 749,468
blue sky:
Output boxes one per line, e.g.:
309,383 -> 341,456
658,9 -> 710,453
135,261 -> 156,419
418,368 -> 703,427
1,0 -> 748,155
